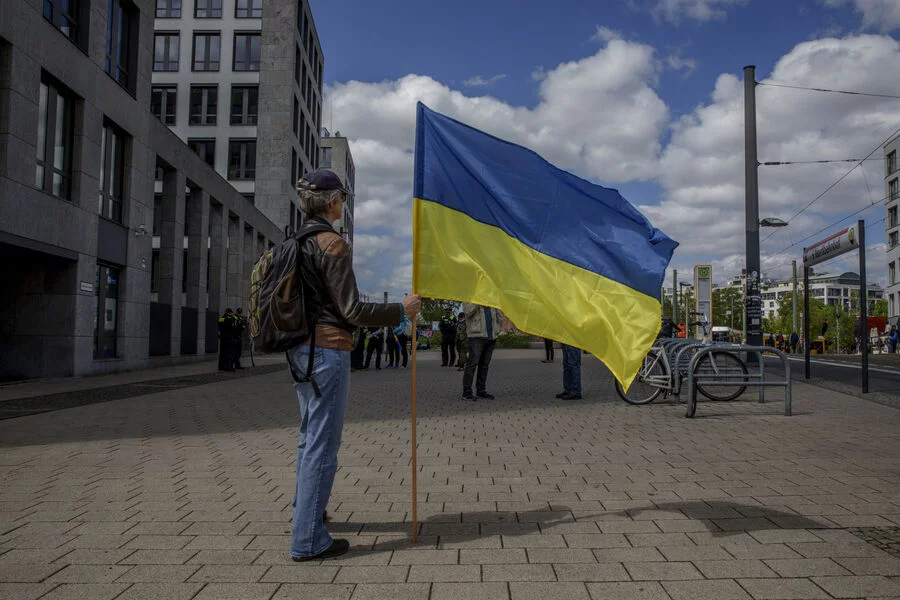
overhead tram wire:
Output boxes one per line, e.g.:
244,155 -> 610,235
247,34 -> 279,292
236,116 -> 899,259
760,157 -> 887,166
760,124 -> 900,246
758,81 -> 900,100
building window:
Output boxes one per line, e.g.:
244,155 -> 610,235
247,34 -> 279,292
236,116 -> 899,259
189,85 -> 217,125
188,138 -> 215,167
235,0 -> 261,18
192,32 -> 220,71
890,178 -> 899,202
156,0 -> 181,17
891,262 -> 897,286
44,0 -> 86,47
891,231 -> 899,249
291,148 -> 297,188
230,85 -> 258,125
99,121 -> 127,223
297,0 -> 304,37
890,206 -> 898,229
300,63 -> 307,100
105,0 -> 137,91
153,193 -> 163,235
151,250 -> 160,293
194,0 -> 222,18
294,46 -> 301,84
889,150 -> 897,177
233,33 -> 260,71
293,97 -> 299,136
151,85 -> 177,125
228,139 -> 256,180
153,33 -> 179,71
94,264 -> 120,358
320,146 -> 332,169
35,78 -> 74,200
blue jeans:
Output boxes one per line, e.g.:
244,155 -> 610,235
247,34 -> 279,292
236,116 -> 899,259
562,344 -> 582,396
287,345 -> 350,558
463,338 -> 495,395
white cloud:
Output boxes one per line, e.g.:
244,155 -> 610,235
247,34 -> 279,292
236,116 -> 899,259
647,0 -> 748,23
324,37 -> 669,300
650,34 -> 900,288
821,0 -> 900,33
327,33 -> 900,302
463,74 -> 507,87
592,26 -> 623,42
665,52 -> 698,75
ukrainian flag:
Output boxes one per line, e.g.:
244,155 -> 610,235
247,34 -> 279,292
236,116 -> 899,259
412,103 -> 678,389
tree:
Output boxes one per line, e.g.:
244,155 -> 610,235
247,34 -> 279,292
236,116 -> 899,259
712,288 -> 743,330
872,299 -> 888,317
420,297 -> 459,323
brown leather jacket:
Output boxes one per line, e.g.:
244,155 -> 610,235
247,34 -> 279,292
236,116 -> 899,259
299,217 -> 402,351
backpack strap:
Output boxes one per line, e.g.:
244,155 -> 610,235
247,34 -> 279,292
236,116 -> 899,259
287,222 -> 340,397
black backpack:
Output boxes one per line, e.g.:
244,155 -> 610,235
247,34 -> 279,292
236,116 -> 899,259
249,221 -> 335,394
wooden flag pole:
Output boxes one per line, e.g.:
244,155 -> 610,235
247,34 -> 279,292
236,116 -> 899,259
410,315 -> 418,543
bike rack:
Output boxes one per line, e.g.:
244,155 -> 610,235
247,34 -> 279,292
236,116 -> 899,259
685,346 -> 792,418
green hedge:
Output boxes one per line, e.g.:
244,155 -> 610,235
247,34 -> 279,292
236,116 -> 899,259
495,333 -> 531,348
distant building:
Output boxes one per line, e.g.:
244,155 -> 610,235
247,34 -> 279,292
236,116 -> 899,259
761,272 -> 884,320
319,129 -> 355,247
884,133 -> 900,325
0,0 -> 282,379
151,0 -> 324,235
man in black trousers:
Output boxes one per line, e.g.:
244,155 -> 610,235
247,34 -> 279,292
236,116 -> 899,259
439,308 -> 457,366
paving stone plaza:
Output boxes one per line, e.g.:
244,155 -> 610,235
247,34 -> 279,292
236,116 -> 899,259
0,349 -> 899,600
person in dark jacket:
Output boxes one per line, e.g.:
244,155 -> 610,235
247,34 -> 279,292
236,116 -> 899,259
289,169 -> 420,561
363,326 -> 383,370
789,331 -> 800,354
439,308 -> 457,366
350,328 -> 367,370
232,308 -> 247,369
217,308 -> 234,371
542,337 -> 554,363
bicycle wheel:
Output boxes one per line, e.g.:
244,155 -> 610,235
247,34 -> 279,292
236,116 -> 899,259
615,349 -> 667,405
695,351 -> 748,401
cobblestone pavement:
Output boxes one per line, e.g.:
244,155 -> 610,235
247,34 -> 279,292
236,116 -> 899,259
1,349 -> 898,600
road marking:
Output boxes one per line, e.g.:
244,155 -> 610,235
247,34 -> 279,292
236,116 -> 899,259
781,356 -> 900,376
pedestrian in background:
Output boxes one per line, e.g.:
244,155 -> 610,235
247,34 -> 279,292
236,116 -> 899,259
542,337 -> 555,363
385,326 -> 399,368
455,311 -> 467,371
232,308 -> 247,370
289,168 -> 420,561
439,308 -> 457,366
890,326 -> 898,354
351,328 -> 367,370
461,303 -> 502,400
363,326 -> 383,370
556,343 -> 582,400
217,308 -> 234,371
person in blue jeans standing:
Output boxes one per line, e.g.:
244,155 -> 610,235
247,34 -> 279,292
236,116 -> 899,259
289,169 -> 420,561
556,344 -> 582,400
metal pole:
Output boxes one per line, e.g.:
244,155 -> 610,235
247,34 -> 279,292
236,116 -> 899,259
673,270 -> 678,328
792,260 -> 798,334
744,65 -> 762,355
804,262 -> 810,379
859,220 -> 869,393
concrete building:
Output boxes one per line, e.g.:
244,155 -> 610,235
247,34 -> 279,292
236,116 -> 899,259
151,0 -> 324,235
761,272 -> 884,320
884,133 -> 900,325
319,129 -> 355,246
0,0 -> 282,380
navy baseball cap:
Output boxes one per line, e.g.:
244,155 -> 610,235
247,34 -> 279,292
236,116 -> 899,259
298,169 -> 346,193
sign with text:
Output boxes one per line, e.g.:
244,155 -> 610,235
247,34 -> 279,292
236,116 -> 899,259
694,264 -> 712,338
803,225 -> 858,268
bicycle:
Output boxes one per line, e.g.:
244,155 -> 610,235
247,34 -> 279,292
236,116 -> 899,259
615,312 -> 749,405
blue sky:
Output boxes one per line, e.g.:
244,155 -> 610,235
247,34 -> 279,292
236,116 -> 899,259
308,0 -> 900,300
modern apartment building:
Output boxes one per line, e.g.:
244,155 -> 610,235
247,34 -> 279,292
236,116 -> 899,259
0,0 -> 282,380
151,0 -> 324,235
319,129 -> 355,246
761,272 -> 884,320
884,134 -> 900,325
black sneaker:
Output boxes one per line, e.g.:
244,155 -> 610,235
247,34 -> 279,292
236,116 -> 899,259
555,392 -> 568,399
461,393 -> 476,401
476,392 -> 495,399
291,538 -> 350,562
561,393 -> 583,400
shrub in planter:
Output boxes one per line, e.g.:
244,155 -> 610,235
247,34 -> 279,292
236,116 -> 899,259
495,333 -> 530,349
